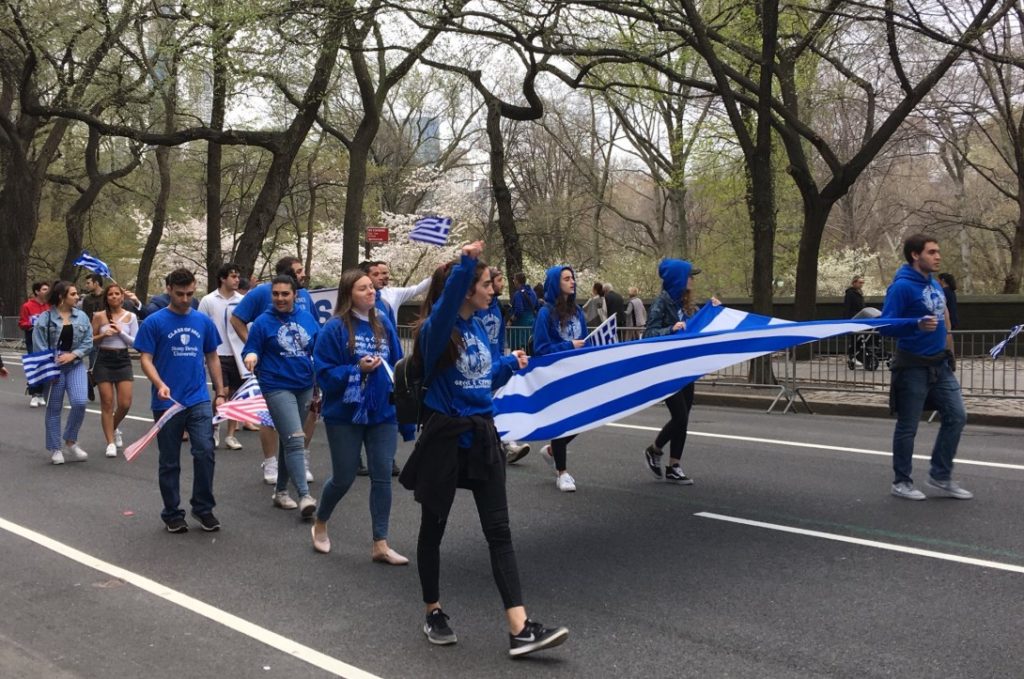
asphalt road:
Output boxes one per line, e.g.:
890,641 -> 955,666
1,352 -> 1023,679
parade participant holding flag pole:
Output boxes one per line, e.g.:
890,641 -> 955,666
641,259 -> 708,485
134,269 -> 225,533
242,275 -> 321,518
399,241 -> 568,657
33,281 -> 93,465
533,265 -> 588,492
311,269 -> 405,562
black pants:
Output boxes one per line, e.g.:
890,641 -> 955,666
24,330 -> 43,396
550,435 -> 577,472
417,449 -> 523,609
654,383 -> 695,460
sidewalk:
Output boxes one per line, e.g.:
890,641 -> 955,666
696,383 -> 1024,428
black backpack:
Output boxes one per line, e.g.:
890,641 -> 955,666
393,353 -> 433,426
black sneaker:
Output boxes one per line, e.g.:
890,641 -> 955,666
165,517 -> 189,533
391,461 -> 401,477
191,511 -> 221,532
509,619 -> 569,657
357,457 -> 369,476
423,609 -> 457,645
644,445 -> 663,478
664,464 -> 693,485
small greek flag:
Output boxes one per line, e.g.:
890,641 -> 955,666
72,250 -> 112,278
23,350 -> 60,388
410,216 -> 452,246
585,316 -> 618,347
989,323 -> 1023,359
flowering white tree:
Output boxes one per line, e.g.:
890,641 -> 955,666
816,247 -> 885,296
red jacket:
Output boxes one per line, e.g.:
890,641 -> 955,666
18,298 -> 50,331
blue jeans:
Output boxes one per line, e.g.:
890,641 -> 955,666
154,402 -> 216,522
891,364 -> 967,484
264,387 -> 312,496
318,422 -> 398,541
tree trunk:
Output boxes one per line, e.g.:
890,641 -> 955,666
667,185 -> 689,259
1005,206 -> 1024,294
340,125 -> 375,272
0,169 -> 42,314
136,145 -> 172,300
59,186 -> 104,280
792,198 -> 833,321
485,100 -> 524,276
205,3 -> 229,290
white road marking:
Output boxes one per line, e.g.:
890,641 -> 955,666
0,516 -> 382,679
695,511 -> 1024,574
607,422 -> 1024,471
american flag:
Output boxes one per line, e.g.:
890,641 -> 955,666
23,350 -> 60,388
72,250 -> 112,278
409,216 -> 452,246
584,316 -> 618,347
213,377 -> 275,428
989,323 -> 1023,360
124,401 -> 185,462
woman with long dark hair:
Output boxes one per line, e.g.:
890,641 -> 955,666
34,281 -> 93,464
242,275 -> 320,517
400,241 -> 568,658
533,266 -> 588,492
311,269 -> 406,563
91,283 -> 138,457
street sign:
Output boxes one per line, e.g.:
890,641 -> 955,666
366,227 -> 389,244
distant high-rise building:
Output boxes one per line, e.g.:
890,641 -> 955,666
413,115 -> 441,165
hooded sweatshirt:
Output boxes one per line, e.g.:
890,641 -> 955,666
474,293 -> 506,359
532,265 -> 587,355
643,259 -> 693,338
314,313 -> 400,425
242,306 -> 319,392
880,263 -> 947,356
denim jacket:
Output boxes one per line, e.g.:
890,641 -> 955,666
32,307 -> 93,359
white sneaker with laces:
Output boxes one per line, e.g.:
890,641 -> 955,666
38,396 -> 46,406
224,435 -> 243,450
556,473 -> 576,492
926,476 -> 974,500
261,457 -> 278,485
30,396 -> 41,408
212,423 -> 220,448
50,450 -> 65,465
65,444 -> 88,462
891,481 -> 925,501
272,491 -> 298,510
304,449 -> 314,483
105,443 -> 117,458
114,429 -> 123,448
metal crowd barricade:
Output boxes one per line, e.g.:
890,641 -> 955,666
1,316 -> 25,350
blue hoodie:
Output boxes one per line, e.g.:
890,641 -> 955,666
474,294 -> 506,359
314,314 -> 401,425
643,259 -> 693,338
880,263 -> 947,355
419,254 -> 519,420
242,306 -> 319,392
532,265 -> 587,355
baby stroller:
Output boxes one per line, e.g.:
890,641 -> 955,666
848,307 -> 891,371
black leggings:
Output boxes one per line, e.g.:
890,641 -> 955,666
654,383 -> 695,460
550,435 -> 577,472
417,451 -> 523,610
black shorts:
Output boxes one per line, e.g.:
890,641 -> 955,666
219,355 -> 243,391
93,349 -> 134,383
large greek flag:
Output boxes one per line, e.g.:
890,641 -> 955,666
493,306 -> 915,442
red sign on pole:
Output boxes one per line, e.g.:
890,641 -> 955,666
366,227 -> 389,244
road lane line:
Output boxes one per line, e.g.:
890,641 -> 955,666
607,422 -> 1024,471
694,511 -> 1024,574
0,516 -> 383,679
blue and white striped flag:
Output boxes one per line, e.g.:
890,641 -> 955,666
493,307 -> 917,442
72,250 -> 112,278
584,316 -> 618,347
23,350 -> 60,388
989,323 -> 1023,359
410,216 -> 452,246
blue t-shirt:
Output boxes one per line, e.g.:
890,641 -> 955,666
233,283 -> 315,325
134,307 -> 220,411
241,307 -> 319,392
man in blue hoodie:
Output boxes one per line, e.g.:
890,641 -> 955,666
880,234 -> 971,501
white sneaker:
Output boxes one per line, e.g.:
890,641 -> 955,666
30,396 -> 41,408
38,396 -> 46,406
298,494 -> 317,518
541,445 -> 556,471
114,429 -> 123,448
556,473 -> 576,492
50,450 -> 65,465
65,443 -> 88,462
272,491 -> 298,509
105,443 -> 117,458
304,449 -> 314,483
213,423 -> 220,448
891,481 -> 925,501
261,457 -> 278,485
224,435 -> 243,450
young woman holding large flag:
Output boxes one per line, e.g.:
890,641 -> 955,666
311,269 -> 406,564
642,259 -> 707,484
399,241 -> 568,658
242,275 -> 320,518
533,266 -> 588,492
34,281 -> 93,465
91,283 -> 138,458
